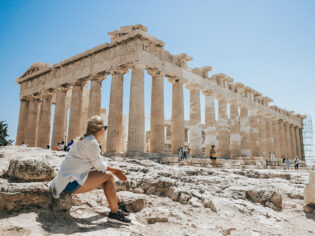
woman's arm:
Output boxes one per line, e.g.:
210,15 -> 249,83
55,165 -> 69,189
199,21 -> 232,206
107,166 -> 127,181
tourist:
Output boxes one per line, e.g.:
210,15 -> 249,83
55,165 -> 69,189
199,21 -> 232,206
20,141 -> 27,148
210,145 -> 217,168
46,145 -> 50,150
185,148 -> 191,165
54,143 -> 60,151
49,115 -> 131,224
294,156 -> 300,170
58,141 -> 65,151
285,158 -> 290,170
67,139 -> 74,152
178,147 -> 184,161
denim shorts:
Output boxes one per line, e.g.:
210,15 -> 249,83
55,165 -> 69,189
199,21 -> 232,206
63,180 -> 81,193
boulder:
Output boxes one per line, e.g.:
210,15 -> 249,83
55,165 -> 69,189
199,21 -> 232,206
0,181 -> 71,212
118,191 -> 146,212
246,189 -> 282,211
7,159 -> 55,182
202,197 -> 217,212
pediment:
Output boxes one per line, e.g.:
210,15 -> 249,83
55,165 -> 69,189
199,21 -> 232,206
20,62 -> 50,78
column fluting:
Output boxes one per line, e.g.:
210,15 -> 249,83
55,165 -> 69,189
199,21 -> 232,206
68,82 -> 84,142
25,97 -> 40,147
149,70 -> 165,153
51,86 -> 69,149
127,65 -> 145,153
107,72 -> 124,153
36,91 -> 53,148
229,101 -> 241,158
217,97 -> 229,158
189,86 -> 202,156
240,106 -> 251,157
171,80 -> 185,154
16,99 -> 30,145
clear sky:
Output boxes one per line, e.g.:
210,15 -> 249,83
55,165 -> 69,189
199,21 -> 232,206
0,0 -> 314,149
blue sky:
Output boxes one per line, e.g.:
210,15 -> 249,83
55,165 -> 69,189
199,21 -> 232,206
0,0 -> 314,149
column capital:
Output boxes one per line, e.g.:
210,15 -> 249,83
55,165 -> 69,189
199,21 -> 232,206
228,99 -> 239,105
167,76 -> 184,85
185,82 -> 201,91
58,83 -> 71,91
202,89 -> 215,97
72,79 -> 87,87
42,88 -> 55,97
146,67 -> 165,78
90,74 -> 106,82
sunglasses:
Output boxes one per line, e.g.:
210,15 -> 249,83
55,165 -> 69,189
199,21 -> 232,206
103,126 -> 108,130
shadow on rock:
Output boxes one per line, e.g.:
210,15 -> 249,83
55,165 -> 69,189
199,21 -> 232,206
36,210 -> 123,234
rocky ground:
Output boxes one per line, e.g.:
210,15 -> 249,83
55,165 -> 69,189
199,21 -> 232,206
0,146 -> 314,236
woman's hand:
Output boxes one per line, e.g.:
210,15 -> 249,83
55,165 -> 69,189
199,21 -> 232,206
107,167 -> 127,181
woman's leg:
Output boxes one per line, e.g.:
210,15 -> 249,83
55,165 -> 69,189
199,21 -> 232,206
74,170 -> 119,213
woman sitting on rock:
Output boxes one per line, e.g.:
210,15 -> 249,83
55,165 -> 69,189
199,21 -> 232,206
49,115 -> 131,225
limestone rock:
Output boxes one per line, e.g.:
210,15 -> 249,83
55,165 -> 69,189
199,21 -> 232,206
303,204 -> 315,213
0,181 -> 71,212
179,192 -> 191,204
118,191 -> 146,212
202,197 -> 217,212
7,159 -> 55,182
246,189 -> 282,211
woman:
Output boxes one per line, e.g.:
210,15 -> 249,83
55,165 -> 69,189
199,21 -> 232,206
210,145 -> 217,168
49,116 -> 131,225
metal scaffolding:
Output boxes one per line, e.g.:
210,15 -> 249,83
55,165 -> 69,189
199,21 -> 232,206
303,116 -> 315,166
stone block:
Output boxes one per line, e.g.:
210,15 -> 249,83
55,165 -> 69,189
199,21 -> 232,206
7,159 -> 55,182
0,181 -> 72,212
305,171 -> 315,205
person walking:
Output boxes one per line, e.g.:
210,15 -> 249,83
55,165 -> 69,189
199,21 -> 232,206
178,147 -> 184,161
185,148 -> 191,165
49,116 -> 131,225
285,158 -> 290,170
210,145 -> 217,168
294,156 -> 300,170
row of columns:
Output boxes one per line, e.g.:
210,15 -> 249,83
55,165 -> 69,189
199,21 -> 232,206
16,66 -> 304,160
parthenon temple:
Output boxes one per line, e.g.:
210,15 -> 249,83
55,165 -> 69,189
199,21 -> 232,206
15,24 -> 306,160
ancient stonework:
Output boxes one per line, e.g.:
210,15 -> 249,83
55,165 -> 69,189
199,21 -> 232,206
15,24 -> 306,160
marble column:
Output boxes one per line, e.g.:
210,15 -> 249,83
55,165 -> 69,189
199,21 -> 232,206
295,126 -> 302,158
284,122 -> 291,158
229,101 -> 241,158
68,81 -> 84,142
272,119 -> 281,158
204,92 -> 217,154
189,87 -> 202,156
217,97 -> 229,158
149,71 -> 165,153
25,97 -> 40,147
240,106 -> 251,157
88,76 -> 103,117
290,124 -> 297,158
249,109 -> 259,157
16,99 -> 30,145
265,116 -> 273,159
258,113 -> 267,158
171,80 -> 184,154
51,86 -> 69,149
36,91 -> 53,148
127,66 -> 145,153
279,120 -> 286,158
107,72 -> 124,153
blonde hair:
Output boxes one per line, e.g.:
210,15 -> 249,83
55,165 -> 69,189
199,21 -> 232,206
81,115 -> 104,139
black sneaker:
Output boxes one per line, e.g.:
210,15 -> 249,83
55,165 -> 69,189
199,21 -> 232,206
118,201 -> 130,215
108,210 -> 131,225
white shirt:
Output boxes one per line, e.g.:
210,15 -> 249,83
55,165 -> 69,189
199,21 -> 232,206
49,135 -> 108,198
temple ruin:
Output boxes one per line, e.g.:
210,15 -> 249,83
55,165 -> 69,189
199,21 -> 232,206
15,24 -> 306,160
